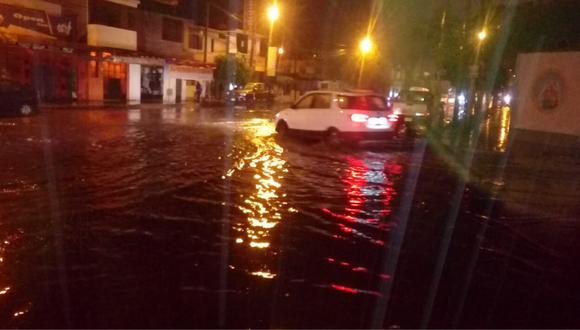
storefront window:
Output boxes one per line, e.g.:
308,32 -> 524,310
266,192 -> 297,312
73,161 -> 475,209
141,66 -> 163,100
237,33 -> 248,54
189,29 -> 203,50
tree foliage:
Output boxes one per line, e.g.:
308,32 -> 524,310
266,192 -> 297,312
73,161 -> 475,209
213,55 -> 250,87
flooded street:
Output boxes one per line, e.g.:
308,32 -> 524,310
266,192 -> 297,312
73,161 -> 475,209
0,105 -> 579,328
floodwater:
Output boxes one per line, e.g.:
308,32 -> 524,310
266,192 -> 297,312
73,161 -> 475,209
0,105 -> 578,328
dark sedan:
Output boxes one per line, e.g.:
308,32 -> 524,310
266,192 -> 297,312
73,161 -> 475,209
0,80 -> 39,116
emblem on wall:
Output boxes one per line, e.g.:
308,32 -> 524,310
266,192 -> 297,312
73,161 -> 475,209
533,71 -> 564,112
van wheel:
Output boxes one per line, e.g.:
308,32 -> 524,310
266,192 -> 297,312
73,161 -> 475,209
276,121 -> 289,139
19,104 -> 33,116
325,128 -> 342,147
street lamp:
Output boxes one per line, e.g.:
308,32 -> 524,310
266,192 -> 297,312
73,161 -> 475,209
359,36 -> 374,55
265,2 -> 280,81
358,35 -> 374,87
267,3 -> 280,23
278,47 -> 284,55
467,28 -> 488,122
477,29 -> 487,42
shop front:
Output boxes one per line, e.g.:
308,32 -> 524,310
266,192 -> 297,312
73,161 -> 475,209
163,64 -> 213,104
79,52 -> 165,103
0,2 -> 77,102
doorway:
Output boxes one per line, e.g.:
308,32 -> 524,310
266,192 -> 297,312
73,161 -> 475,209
185,80 -> 196,101
175,79 -> 182,104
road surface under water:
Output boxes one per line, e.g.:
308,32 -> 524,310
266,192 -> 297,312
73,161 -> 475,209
0,105 -> 578,328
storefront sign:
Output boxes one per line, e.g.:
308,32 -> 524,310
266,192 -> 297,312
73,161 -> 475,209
50,15 -> 76,41
0,3 -> 75,40
169,65 -> 212,75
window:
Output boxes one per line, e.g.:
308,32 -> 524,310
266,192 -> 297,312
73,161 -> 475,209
398,91 -> 432,104
189,29 -> 203,50
162,18 -> 183,42
127,12 -> 135,30
337,95 -> 388,110
312,93 -> 331,109
0,81 -> 21,92
237,34 -> 248,54
259,39 -> 267,57
210,39 -> 215,52
295,95 -> 314,109
89,0 -> 137,30
90,1 -> 121,27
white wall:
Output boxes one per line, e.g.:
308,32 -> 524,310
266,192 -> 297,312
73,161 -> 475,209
87,24 -> 137,51
163,66 -> 213,103
514,52 -> 580,137
128,64 -> 141,103
105,0 -> 140,8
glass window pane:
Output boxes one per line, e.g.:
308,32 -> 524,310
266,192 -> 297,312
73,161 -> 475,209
312,94 -> 331,108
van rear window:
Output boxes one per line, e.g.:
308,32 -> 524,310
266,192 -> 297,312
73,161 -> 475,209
337,95 -> 387,110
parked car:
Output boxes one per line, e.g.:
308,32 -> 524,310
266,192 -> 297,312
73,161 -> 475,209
229,82 -> 274,108
0,80 -> 38,116
275,91 -> 405,145
391,87 -> 434,134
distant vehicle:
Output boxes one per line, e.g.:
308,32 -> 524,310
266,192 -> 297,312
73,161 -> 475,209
275,91 -> 405,145
0,80 -> 38,117
391,87 -> 434,133
229,82 -> 274,108
317,80 -> 342,90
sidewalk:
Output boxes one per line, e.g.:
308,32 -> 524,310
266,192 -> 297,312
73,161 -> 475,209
40,101 -> 192,110
40,99 -> 291,111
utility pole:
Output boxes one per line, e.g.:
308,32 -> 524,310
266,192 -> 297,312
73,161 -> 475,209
247,0 -> 256,74
203,3 -> 209,64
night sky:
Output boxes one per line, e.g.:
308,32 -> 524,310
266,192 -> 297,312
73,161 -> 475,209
141,0 -> 445,55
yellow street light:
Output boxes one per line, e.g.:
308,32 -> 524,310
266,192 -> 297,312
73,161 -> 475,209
359,36 -> 374,55
477,29 -> 487,41
278,47 -> 284,55
268,3 -> 280,23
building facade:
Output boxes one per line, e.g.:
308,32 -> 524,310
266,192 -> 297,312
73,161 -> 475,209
0,0 -> 267,104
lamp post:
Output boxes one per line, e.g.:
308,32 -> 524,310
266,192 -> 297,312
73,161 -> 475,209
265,2 -> 279,74
467,28 -> 488,121
358,35 -> 374,87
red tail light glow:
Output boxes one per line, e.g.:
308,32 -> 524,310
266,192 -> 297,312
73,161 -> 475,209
388,114 -> 399,122
350,114 -> 369,122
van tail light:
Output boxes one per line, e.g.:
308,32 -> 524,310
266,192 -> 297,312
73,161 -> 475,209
388,114 -> 400,122
350,114 -> 369,122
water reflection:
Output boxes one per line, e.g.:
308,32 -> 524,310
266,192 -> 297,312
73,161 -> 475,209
497,106 -> 511,152
0,230 -> 32,324
228,118 -> 287,278
324,153 -> 402,245
483,105 -> 511,152
127,109 -> 141,123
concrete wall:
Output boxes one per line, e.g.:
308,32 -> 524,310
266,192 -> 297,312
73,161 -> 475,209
138,12 -> 264,67
514,52 -> 580,137
88,24 -> 137,51
138,12 -> 197,60
128,64 -> 141,102
106,0 -> 139,8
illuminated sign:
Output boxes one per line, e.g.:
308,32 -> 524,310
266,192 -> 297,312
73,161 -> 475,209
0,3 -> 75,41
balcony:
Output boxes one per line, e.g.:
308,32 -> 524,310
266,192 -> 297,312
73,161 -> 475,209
88,24 -> 137,51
